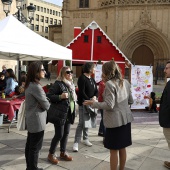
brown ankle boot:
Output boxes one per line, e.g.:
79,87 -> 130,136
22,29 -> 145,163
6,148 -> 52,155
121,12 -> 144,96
60,152 -> 73,161
48,153 -> 59,164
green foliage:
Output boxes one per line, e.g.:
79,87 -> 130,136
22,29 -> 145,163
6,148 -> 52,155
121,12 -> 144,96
97,59 -> 102,64
65,60 -> 71,66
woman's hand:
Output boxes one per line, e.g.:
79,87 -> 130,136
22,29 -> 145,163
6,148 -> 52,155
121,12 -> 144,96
92,96 -> 97,100
83,100 -> 94,105
12,95 -> 17,100
60,92 -> 68,99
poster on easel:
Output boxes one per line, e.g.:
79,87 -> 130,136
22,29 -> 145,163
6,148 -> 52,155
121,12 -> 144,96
131,65 -> 153,109
95,64 -> 102,83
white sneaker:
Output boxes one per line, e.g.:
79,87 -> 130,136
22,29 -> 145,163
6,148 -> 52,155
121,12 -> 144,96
83,139 -> 92,147
73,143 -> 78,152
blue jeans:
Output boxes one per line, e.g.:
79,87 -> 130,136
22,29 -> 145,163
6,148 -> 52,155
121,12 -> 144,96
98,109 -> 106,135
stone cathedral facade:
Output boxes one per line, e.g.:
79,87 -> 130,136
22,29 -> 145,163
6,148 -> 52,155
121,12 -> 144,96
59,0 -> 170,68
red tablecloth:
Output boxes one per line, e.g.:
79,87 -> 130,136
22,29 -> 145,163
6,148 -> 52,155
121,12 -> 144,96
0,98 -> 24,121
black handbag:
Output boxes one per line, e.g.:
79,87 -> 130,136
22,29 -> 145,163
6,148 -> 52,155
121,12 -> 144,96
47,100 -> 69,126
47,81 -> 69,126
84,105 -> 97,117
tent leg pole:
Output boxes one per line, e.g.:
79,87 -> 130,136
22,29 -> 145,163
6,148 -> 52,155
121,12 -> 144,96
17,60 -> 21,84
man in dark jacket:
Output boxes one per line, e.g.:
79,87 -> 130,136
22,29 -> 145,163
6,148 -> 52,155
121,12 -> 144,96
0,72 -> 6,91
159,60 -> 170,169
2,65 -> 6,74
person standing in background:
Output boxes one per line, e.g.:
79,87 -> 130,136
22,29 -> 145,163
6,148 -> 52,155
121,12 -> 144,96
12,76 -> 26,99
98,80 -> 106,143
159,60 -> 170,169
2,65 -> 6,74
25,61 -> 50,170
0,72 -> 6,91
4,68 -> 18,96
73,62 -> 98,152
47,71 -> 51,81
145,92 -> 157,113
84,60 -> 134,170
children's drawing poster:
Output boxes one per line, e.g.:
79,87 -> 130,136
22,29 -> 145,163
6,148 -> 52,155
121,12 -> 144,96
95,64 -> 102,83
131,65 -> 153,109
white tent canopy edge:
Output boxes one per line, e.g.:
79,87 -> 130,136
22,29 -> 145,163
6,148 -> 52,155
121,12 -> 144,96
0,15 -> 72,61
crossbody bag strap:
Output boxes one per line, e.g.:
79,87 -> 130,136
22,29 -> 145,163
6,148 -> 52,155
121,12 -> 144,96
58,81 -> 68,93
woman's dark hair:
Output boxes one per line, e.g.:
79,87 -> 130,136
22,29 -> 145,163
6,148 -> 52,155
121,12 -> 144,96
25,61 -> 43,89
21,71 -> 26,76
83,62 -> 95,74
166,60 -> 170,64
0,72 -> 5,77
20,76 -> 26,83
6,68 -> 17,82
150,92 -> 156,100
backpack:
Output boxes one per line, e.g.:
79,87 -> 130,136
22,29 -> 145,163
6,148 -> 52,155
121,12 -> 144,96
17,100 -> 26,131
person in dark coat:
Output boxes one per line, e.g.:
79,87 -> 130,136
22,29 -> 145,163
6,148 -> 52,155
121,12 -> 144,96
47,71 -> 51,81
0,72 -> 6,91
73,62 -> 98,152
145,92 -> 157,113
159,60 -> 170,169
2,65 -> 6,74
47,66 -> 76,165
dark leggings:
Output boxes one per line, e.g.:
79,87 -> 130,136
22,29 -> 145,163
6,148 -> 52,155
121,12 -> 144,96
49,122 -> 71,154
25,131 -> 44,170
99,109 -> 106,135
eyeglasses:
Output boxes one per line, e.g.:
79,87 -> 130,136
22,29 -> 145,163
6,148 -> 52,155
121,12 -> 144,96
41,69 -> 45,72
66,70 -> 73,74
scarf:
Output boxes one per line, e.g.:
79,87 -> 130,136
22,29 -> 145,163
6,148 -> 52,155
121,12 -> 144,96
64,80 -> 76,101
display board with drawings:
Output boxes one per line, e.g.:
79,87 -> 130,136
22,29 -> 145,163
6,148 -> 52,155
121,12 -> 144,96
131,65 -> 153,109
94,64 -> 102,83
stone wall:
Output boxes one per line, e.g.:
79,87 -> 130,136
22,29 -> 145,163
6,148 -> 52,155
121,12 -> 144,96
61,0 -> 170,66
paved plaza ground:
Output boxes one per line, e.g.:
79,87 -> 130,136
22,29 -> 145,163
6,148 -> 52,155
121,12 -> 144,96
0,79 -> 169,170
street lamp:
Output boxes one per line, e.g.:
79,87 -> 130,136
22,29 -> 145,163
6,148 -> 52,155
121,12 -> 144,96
1,0 -> 12,16
1,0 -> 35,24
1,0 -> 36,81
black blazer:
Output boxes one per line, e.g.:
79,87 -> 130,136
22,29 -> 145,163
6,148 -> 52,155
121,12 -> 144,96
159,80 -> 170,127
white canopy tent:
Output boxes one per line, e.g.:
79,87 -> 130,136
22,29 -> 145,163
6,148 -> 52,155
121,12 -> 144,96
0,15 -> 72,61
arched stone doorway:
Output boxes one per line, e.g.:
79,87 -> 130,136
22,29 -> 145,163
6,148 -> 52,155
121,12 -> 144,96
119,29 -> 170,67
132,45 -> 154,66
119,29 -> 170,78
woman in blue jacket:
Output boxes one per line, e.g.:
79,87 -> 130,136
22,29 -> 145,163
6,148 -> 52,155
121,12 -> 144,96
4,68 -> 18,96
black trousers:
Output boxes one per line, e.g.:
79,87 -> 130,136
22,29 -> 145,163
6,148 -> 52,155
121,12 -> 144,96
25,131 -> 44,170
49,122 -> 71,154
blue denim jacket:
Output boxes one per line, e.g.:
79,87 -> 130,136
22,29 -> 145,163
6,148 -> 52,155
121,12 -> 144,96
4,77 -> 18,95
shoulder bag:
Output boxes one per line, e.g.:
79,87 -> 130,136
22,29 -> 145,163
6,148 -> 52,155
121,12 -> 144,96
47,81 -> 69,126
17,100 -> 26,131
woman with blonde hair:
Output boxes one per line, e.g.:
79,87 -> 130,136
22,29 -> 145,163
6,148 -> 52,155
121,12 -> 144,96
47,66 -> 76,165
84,60 -> 134,170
